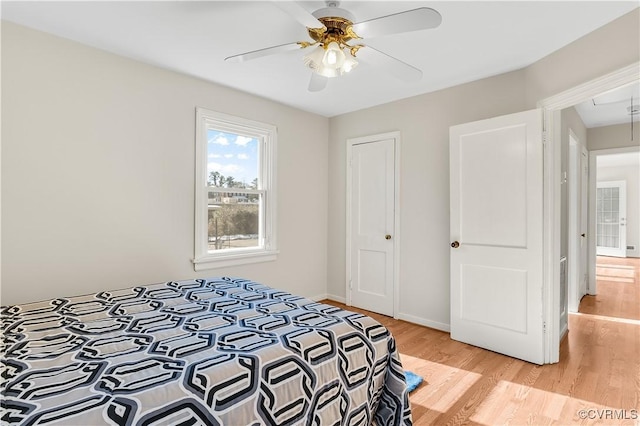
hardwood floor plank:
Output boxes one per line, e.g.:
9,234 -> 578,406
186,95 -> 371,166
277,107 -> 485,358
322,257 -> 640,424
582,256 -> 640,320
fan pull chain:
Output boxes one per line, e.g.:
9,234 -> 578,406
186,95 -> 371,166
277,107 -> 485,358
632,96 -> 635,141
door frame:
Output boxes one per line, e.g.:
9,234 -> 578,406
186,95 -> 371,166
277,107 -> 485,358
538,61 -> 639,363
345,131 -> 401,318
590,147 -> 639,294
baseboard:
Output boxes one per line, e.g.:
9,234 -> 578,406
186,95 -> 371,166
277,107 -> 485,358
560,322 -> 569,342
308,294 -> 328,302
308,294 -> 349,304
326,294 -> 346,304
560,324 -> 569,344
309,296 -> 451,332
396,312 -> 450,333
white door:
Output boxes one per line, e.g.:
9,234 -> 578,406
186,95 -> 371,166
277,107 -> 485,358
596,181 -> 627,257
568,139 -> 579,313
569,142 -> 589,312
450,109 -> 544,365
579,148 -> 589,296
347,134 -> 397,317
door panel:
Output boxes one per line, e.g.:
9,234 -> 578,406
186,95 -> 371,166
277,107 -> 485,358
450,109 -> 544,365
349,137 -> 395,316
461,264 -> 528,333
358,250 -> 386,295
460,126 -> 528,248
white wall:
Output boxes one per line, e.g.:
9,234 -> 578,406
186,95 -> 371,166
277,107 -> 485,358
524,8 -> 640,107
328,71 -> 527,330
1,22 -> 329,305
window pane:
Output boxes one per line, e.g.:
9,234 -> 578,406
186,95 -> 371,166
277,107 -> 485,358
207,130 -> 259,189
207,198 -> 260,252
195,108 -> 276,269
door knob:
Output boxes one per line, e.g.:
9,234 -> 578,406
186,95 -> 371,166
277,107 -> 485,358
581,233 -> 586,237
385,235 -> 392,240
451,241 -> 460,248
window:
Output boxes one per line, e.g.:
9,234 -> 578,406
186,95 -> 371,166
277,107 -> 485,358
193,108 -> 277,270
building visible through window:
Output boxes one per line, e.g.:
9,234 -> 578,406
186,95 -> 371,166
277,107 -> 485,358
194,108 -> 277,270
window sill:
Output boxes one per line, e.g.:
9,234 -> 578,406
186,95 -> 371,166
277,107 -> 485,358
192,249 -> 279,271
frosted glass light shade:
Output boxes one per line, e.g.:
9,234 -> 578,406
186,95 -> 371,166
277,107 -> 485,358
342,54 -> 358,73
322,42 -> 345,69
303,45 -> 325,70
304,44 -> 358,78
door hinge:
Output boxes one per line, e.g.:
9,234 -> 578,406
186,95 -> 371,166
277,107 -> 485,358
543,321 -> 547,334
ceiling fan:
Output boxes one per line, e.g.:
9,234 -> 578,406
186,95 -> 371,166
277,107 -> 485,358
225,1 -> 442,92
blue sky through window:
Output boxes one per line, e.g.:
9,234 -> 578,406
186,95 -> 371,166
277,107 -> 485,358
207,129 -> 258,187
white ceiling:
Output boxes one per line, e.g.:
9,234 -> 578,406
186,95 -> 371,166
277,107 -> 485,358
574,81 -> 640,128
2,1 -> 638,118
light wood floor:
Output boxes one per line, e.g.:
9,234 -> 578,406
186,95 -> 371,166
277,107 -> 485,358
579,256 -> 640,320
323,258 -> 640,425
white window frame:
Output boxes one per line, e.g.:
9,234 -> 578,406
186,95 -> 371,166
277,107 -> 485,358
193,107 -> 277,270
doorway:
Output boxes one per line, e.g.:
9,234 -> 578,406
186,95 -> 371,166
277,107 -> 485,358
581,148 -> 640,322
588,148 -> 640,296
539,61 -> 639,363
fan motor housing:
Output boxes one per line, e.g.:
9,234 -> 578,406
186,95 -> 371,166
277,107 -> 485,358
312,6 -> 355,22
309,16 -> 358,44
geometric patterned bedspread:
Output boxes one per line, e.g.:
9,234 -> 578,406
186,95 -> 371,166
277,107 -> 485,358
1,277 -> 412,425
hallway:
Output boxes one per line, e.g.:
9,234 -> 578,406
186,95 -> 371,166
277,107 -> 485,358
579,256 -> 640,320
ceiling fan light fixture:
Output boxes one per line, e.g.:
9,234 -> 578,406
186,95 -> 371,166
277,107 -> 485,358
304,43 -> 356,78
342,53 -> 358,73
322,41 -> 346,69
303,45 -> 325,70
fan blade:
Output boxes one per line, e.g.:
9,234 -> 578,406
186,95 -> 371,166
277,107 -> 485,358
352,8 -> 442,39
225,42 -> 302,63
308,73 -> 328,92
357,46 -> 423,82
272,1 -> 325,29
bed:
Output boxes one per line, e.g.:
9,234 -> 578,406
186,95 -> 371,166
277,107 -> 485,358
1,277 -> 412,425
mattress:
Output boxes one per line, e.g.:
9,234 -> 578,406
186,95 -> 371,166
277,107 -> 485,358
1,277 -> 412,425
